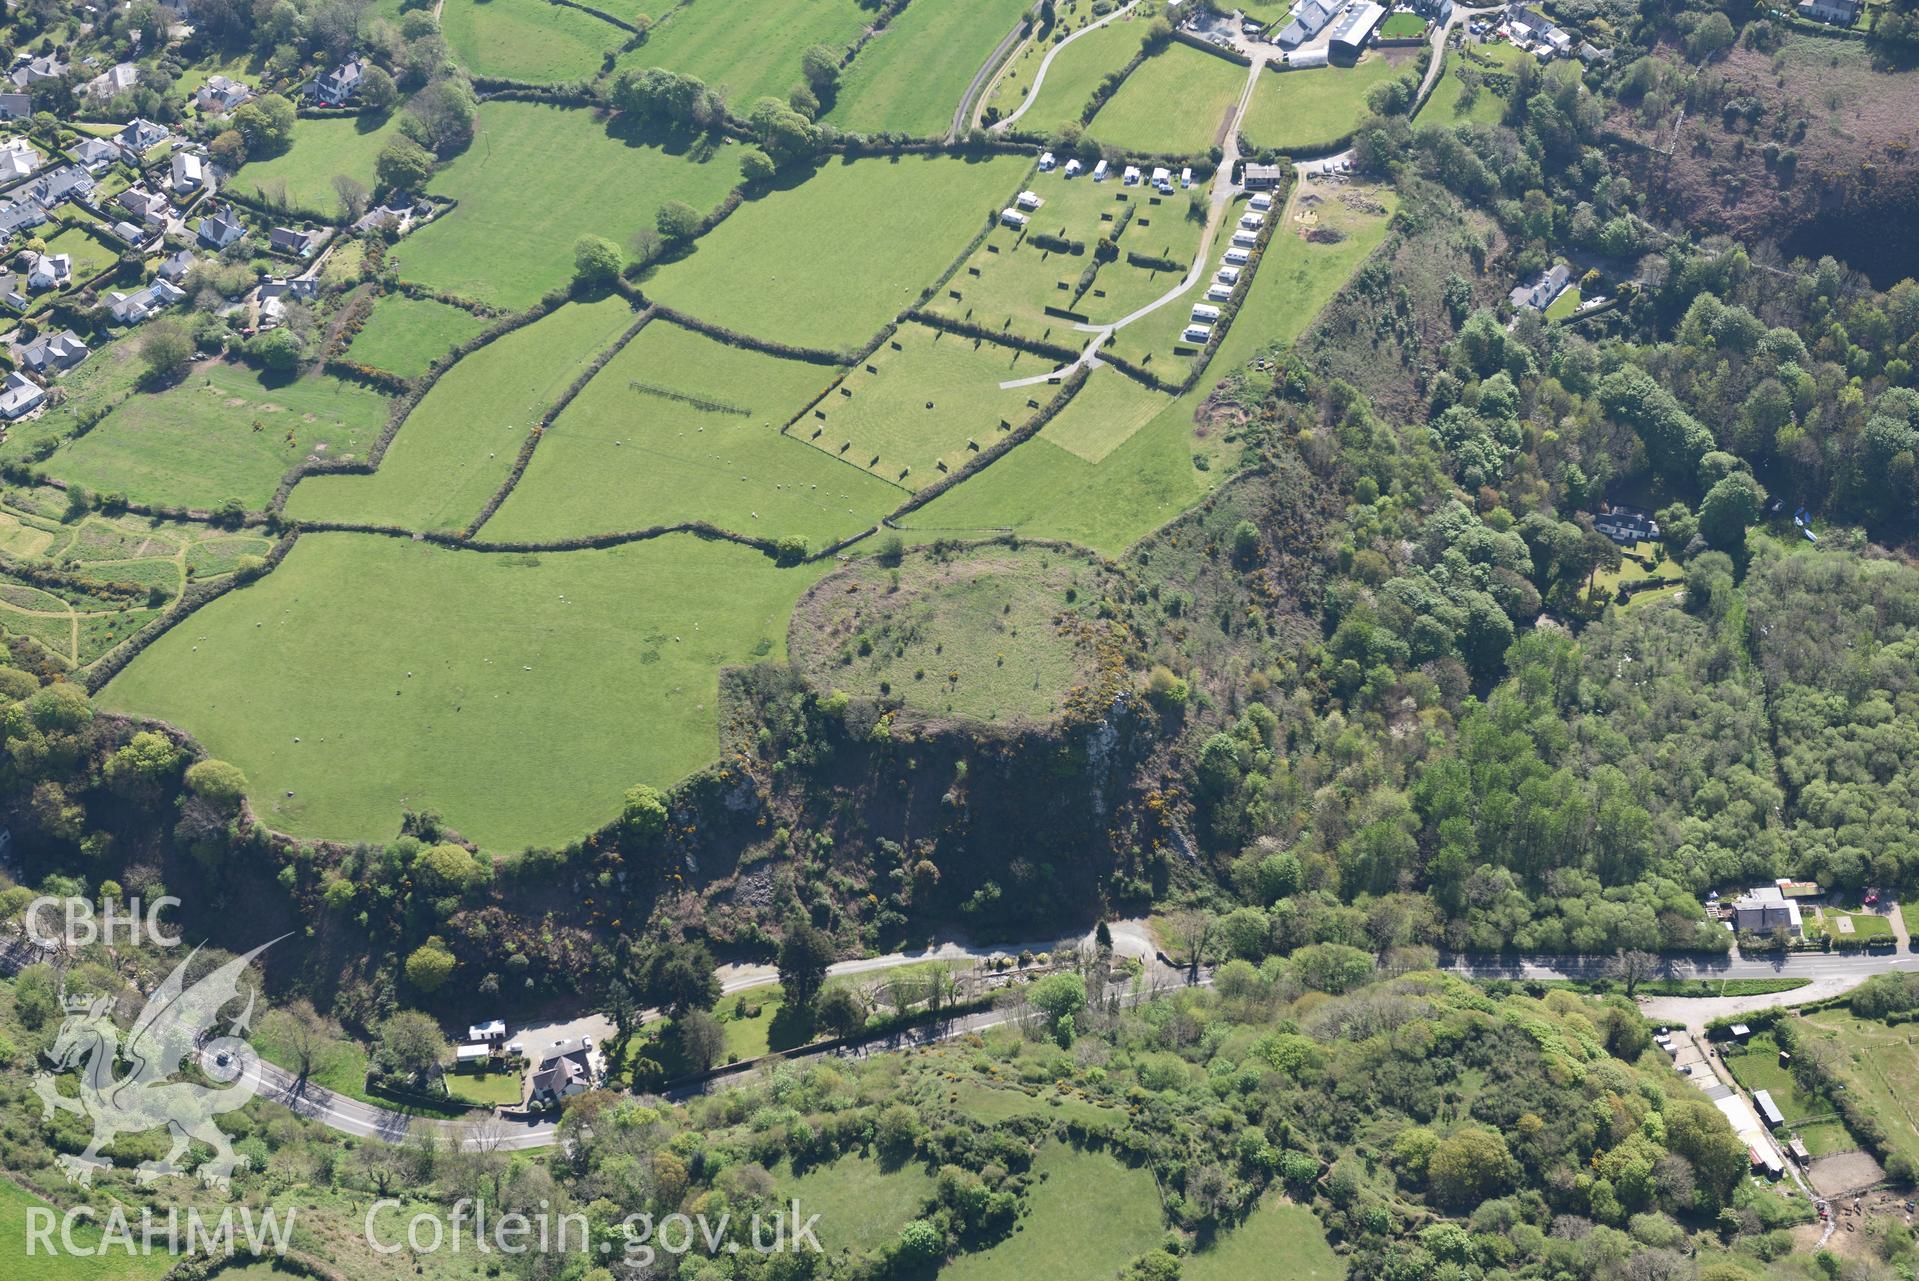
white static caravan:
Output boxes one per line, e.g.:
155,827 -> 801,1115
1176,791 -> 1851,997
999,208 -> 1030,229
1182,324 -> 1214,343
1223,247 -> 1251,265
1239,211 -> 1265,229
1205,283 -> 1232,303
1216,264 -> 1242,285
1231,230 -> 1259,248
1038,151 -> 1057,171
1249,191 -> 1273,211
1016,190 -> 1043,211
1191,303 -> 1222,323
1064,157 -> 1083,176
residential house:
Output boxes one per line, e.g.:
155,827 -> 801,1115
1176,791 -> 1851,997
72,137 -> 121,171
118,185 -> 170,224
0,200 -> 43,240
0,274 -> 25,311
269,225 -> 322,258
1797,0 -> 1862,23
194,75 -> 251,113
1730,885 -> 1803,938
1277,0 -> 1337,47
528,1039 -> 595,1107
308,57 -> 367,106
156,247 -> 198,283
33,164 -> 95,206
1592,504 -> 1659,546
0,137 -> 40,182
169,149 -> 206,195
256,275 -> 318,326
9,56 -> 66,90
85,62 -> 141,102
353,202 -> 417,236
18,329 -> 88,373
106,277 -> 185,324
115,118 -> 169,159
1242,162 -> 1287,190
0,369 -> 45,419
0,94 -> 31,121
25,250 -> 70,291
1508,262 -> 1571,311
197,204 -> 246,249
110,219 -> 146,245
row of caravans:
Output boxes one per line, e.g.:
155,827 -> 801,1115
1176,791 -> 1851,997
1183,189 -> 1273,344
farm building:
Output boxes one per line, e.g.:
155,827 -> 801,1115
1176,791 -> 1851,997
1330,3 -> 1388,61
1277,0 -> 1338,47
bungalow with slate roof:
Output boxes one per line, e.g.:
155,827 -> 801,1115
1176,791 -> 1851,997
198,204 -> 246,249
1278,0 -> 1337,47
1509,262 -> 1571,311
1593,504 -> 1659,546
107,277 -> 185,324
0,274 -> 23,311
10,56 -> 66,89
116,118 -> 169,158
157,247 -> 198,282
18,329 -> 88,373
32,164 -> 95,205
195,75 -> 251,113
353,202 -> 416,235
0,200 -> 42,240
0,93 -> 31,120
308,57 -> 367,106
85,62 -> 141,102
73,137 -> 121,171
269,225 -> 323,258
170,149 -> 206,194
0,369 -> 44,419
118,186 -> 169,224
0,137 -> 40,181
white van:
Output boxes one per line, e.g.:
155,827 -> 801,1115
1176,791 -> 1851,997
1092,159 -> 1109,182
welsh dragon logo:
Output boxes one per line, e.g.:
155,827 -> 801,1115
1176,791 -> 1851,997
33,938 -> 284,1188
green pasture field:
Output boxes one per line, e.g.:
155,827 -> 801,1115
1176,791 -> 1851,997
787,542 -> 1116,723
397,102 -> 740,309
940,1143 -> 1163,1281
616,0 -> 872,108
905,184 -> 1396,553
1088,42 -> 1246,156
186,534 -> 274,578
994,16 -> 1143,135
984,5 -> 1136,125
780,1155 -> 936,1254
797,322 -> 1048,490
1038,364 -> 1172,463
1800,1010 -> 1919,1169
0,1178 -> 173,1281
1185,1195 -> 1344,1281
483,317 -> 899,546
46,363 -> 390,512
232,114 -> 403,216
640,153 -> 1027,350
929,168 -> 1203,342
1420,42 -> 1522,126
440,0 -> 626,83
824,0 -> 1035,137
345,295 -> 492,379
100,531 -> 822,848
286,296 -> 634,532
1240,54 -> 1405,152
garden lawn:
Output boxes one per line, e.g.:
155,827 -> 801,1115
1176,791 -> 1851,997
1721,1031 -> 1825,1124
1240,55 -> 1404,152
939,1143 -> 1162,1281
286,296 -> 634,532
993,16 -> 1143,134
346,295 -> 492,379
483,317 -> 898,546
825,0 -> 1035,137
99,531 -> 823,848
1800,1010 -> 1919,1170
1545,285 -> 1583,320
45,363 -> 390,512
440,0 -> 627,83
0,1178 -> 173,1281
42,225 -> 117,282
398,102 -> 741,309
928,167 -> 1204,341
1184,1195 -> 1343,1281
1422,53 -> 1508,125
616,0 -> 872,108
780,1155 -> 936,1254
1088,42 -> 1247,156
232,114 -> 403,217
1380,11 -> 1429,37
640,153 -> 1027,350
798,322 -> 1049,490
906,184 -> 1395,553
444,1068 -> 525,1107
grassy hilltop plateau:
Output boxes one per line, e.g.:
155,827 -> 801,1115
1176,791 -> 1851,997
3,0 -> 1919,1276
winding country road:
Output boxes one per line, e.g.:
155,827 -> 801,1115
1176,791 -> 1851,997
983,0 -> 1144,134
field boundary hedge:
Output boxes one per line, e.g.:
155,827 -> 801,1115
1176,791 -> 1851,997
550,0 -> 641,35
463,306 -> 656,538
1171,29 -> 1253,66
646,303 -> 850,365
904,307 -> 1084,365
